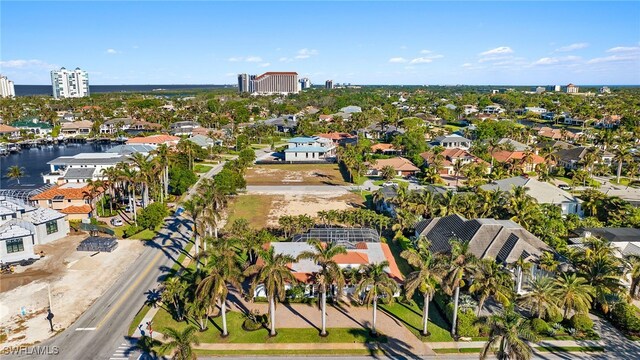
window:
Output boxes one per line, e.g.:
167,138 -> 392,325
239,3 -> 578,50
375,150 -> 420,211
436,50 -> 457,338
46,221 -> 58,235
6,238 -> 24,253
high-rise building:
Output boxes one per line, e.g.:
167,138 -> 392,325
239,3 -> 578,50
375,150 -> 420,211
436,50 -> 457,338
252,72 -> 298,94
566,83 -> 579,94
299,78 -> 311,90
238,72 -> 297,94
51,67 -> 89,99
0,75 -> 15,98
325,80 -> 333,89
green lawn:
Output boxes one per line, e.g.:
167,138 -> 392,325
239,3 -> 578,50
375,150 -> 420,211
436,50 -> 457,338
128,303 -> 153,336
193,164 -> 213,173
152,308 -> 386,344
112,225 -> 158,240
224,194 -> 277,229
379,300 -> 454,342
611,177 -> 630,186
195,349 -> 380,356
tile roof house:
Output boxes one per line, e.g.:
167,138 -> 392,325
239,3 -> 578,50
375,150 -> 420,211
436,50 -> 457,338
553,146 -> 614,170
367,157 -> 420,177
371,143 -> 401,155
12,117 -> 53,136
535,127 -> 578,141
315,132 -> 357,146
414,214 -> 551,264
253,227 -> 403,298
420,148 -> 490,175
490,150 -> 545,173
480,176 -> 583,216
30,183 -> 103,220
61,120 -> 93,136
594,115 -> 622,129
0,124 -> 20,138
126,134 -> 180,146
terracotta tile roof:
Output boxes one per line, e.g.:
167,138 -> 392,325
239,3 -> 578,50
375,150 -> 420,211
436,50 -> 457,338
370,157 -> 419,172
30,184 -> 99,201
333,252 -> 369,265
0,124 -> 19,133
315,132 -> 355,141
59,205 -> 92,214
292,272 -> 313,283
355,242 -> 369,250
371,143 -> 397,152
126,134 -> 180,144
380,243 -> 404,282
491,150 -> 545,164
319,115 -> 333,121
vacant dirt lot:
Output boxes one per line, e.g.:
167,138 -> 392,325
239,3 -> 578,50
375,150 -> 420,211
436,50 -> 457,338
245,164 -> 349,186
0,234 -> 145,346
224,192 -> 365,229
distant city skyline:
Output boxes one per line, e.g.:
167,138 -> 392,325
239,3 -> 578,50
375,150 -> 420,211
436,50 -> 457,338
1,1 -> 639,85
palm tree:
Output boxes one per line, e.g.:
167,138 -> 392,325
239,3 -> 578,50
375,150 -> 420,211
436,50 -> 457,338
509,257 -> 532,294
480,307 -> 539,360
162,276 -> 187,321
453,161 -> 464,187
613,146 -> 632,184
401,237 -> 441,336
554,273 -> 595,319
518,277 -> 560,319
355,261 -> 399,336
469,259 -> 514,315
298,239 -> 347,336
441,239 -> 477,336
244,247 -> 297,336
158,325 -> 200,360
6,165 -> 25,185
196,248 -> 242,337
83,180 -> 102,218
130,152 -> 155,207
153,143 -> 171,201
183,198 -> 204,268
380,165 -> 396,181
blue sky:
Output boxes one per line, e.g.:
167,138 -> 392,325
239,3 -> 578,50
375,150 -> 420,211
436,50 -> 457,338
1,1 -> 639,85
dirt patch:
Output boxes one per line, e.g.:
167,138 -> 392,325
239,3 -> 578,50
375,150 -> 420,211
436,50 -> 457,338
268,192 -> 364,227
245,164 -> 348,186
0,234 -> 145,347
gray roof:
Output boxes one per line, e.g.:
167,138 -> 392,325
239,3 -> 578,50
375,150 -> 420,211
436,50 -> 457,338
0,224 -> 33,240
497,138 -> 530,151
576,228 -> 640,243
623,243 -> 640,257
340,106 -> 362,114
48,153 -> 127,166
292,227 -> 380,249
415,214 -> 550,263
479,176 -> 581,205
188,134 -> 218,147
24,207 -> 65,224
106,144 -> 157,155
434,134 -> 472,144
554,146 -> 613,163
103,117 -> 135,125
63,167 -> 96,179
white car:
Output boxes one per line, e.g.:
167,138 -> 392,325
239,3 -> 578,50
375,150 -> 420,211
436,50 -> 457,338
558,184 -> 572,190
125,205 -> 134,213
110,218 -> 123,226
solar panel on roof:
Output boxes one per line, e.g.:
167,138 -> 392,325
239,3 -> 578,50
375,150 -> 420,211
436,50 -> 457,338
497,234 -> 519,263
53,195 -> 65,201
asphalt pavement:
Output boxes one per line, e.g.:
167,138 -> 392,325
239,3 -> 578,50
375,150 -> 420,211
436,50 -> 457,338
5,215 -> 192,360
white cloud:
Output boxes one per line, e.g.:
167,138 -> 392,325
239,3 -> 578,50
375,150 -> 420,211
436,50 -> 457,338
420,49 -> 432,54
587,54 -> 639,64
106,48 -> 119,54
533,56 -> 581,65
480,46 -> 513,56
245,56 -> 263,63
478,55 -> 512,63
0,59 -> 58,69
258,62 -> 271,67
228,57 -> 243,62
606,46 -> 640,53
388,57 -> 408,63
279,57 -> 293,62
555,43 -> 589,52
295,48 -> 318,59
462,63 -> 473,68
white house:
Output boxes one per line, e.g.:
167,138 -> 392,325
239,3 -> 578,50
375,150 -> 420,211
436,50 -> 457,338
432,134 -> 472,150
283,136 -> 337,162
483,105 -> 505,114
0,196 -> 69,263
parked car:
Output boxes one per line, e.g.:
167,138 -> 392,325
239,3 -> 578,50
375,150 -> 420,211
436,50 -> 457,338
125,205 -> 134,213
110,218 -> 124,226
383,181 -> 397,187
558,184 -> 572,190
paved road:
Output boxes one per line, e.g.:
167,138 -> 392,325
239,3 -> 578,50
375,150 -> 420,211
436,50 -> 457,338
6,216 -> 192,360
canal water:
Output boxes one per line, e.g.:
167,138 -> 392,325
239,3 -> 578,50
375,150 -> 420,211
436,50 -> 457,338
0,143 -> 115,189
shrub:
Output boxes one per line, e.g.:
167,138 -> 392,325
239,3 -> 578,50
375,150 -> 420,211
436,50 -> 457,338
608,302 -> 640,336
396,236 -> 412,251
169,166 -> 197,195
545,311 -> 563,325
457,308 -> 479,337
570,314 -> 594,332
531,318 -> 550,334
124,224 -> 142,238
138,203 -> 168,230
